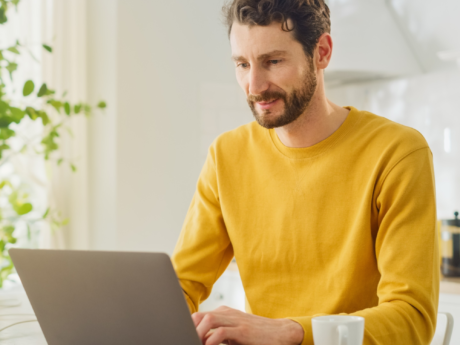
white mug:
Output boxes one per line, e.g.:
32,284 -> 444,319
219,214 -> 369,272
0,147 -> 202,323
312,315 -> 365,345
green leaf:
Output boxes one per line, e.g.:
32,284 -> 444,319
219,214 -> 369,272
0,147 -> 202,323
6,62 -> 18,79
0,143 -> 9,159
41,129 -> 60,159
64,102 -> 71,115
42,207 -> 50,219
37,83 -> 47,97
0,115 -> 12,128
22,80 -> 34,96
48,100 -> 63,113
12,0 -> 20,7
0,128 -> 14,140
70,163 -> 77,172
37,84 -> 55,97
7,189 -> 33,216
6,62 -> 18,72
3,225 -> 14,236
38,111 -> 50,125
0,7 -> 7,24
7,190 -> 32,216
25,106 -> 37,120
74,104 -> 82,114
10,107 -> 25,123
7,46 -> 19,54
42,44 -> 52,53
0,100 -> 8,113
57,158 -> 63,166
2,231 -> 16,245
97,101 -> 107,109
16,203 -> 32,215
0,51 -> 3,60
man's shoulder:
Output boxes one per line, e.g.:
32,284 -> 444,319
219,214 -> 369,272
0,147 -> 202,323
354,108 -> 429,154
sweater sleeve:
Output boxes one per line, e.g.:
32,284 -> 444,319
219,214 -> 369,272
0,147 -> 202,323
289,147 -> 440,345
171,144 -> 234,313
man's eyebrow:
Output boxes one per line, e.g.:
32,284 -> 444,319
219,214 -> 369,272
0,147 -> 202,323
231,50 -> 288,62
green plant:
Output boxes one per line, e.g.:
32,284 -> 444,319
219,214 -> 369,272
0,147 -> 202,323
0,0 -> 106,287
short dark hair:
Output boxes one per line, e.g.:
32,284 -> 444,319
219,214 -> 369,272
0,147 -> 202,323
223,0 -> 331,58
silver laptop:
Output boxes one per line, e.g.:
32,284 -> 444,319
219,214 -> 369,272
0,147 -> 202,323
9,249 -> 202,345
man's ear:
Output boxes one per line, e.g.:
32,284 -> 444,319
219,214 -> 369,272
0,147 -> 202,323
315,33 -> 333,70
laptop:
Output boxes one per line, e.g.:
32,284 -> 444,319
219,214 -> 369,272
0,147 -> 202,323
9,249 -> 202,345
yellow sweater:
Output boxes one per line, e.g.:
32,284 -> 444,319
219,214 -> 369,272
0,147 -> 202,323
172,106 -> 439,345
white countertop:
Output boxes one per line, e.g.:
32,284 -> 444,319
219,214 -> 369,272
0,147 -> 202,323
0,287 -> 46,344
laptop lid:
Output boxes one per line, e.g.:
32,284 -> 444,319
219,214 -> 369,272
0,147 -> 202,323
9,249 -> 202,345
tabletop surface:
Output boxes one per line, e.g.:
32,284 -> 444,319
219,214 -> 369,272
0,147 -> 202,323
0,287 -> 46,344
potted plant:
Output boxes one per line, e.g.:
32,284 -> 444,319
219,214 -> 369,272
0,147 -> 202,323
0,0 -> 106,287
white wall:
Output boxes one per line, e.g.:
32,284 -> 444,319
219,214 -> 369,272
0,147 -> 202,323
87,0 -> 118,250
386,0 -> 460,73
87,0 -> 252,254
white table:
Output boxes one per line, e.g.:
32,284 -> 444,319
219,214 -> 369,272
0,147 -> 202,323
0,287 -> 46,344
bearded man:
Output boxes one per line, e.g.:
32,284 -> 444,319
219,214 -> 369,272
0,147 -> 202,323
172,0 -> 439,344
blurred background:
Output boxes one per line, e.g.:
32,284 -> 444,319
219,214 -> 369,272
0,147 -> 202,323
0,0 -> 460,329
43,0 -> 460,252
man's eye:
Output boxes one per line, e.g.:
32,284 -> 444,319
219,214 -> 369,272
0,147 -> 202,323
269,60 -> 281,65
237,63 -> 249,69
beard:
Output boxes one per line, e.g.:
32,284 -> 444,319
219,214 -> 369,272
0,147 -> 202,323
247,61 -> 317,129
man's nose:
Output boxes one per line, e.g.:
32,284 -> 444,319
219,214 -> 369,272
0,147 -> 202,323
248,66 -> 270,96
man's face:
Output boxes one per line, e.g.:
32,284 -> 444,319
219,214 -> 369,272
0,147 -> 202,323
230,21 -> 318,129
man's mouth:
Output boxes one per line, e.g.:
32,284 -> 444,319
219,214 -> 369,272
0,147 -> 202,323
256,99 -> 280,110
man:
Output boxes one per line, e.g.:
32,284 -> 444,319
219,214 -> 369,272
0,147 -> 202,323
172,0 -> 439,344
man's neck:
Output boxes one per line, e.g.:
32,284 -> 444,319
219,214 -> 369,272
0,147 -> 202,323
274,83 -> 349,148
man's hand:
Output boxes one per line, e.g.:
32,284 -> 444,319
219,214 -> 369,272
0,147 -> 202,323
192,306 -> 304,345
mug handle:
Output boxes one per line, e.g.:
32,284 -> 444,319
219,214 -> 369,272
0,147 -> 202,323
337,325 -> 348,345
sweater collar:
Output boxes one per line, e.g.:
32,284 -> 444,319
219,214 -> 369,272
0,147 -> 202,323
267,106 -> 360,159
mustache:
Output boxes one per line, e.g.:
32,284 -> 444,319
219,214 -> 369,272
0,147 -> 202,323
247,90 -> 287,103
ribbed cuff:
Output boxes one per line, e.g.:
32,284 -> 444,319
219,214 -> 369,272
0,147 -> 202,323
287,314 -> 329,345
286,316 -> 315,345
184,293 -> 197,313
